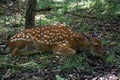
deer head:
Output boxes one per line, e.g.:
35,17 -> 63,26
86,31 -> 106,56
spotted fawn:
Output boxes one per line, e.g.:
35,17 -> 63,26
5,25 -> 106,56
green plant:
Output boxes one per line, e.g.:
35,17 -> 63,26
61,54 -> 90,70
80,25 -> 93,32
56,75 -> 66,80
105,54 -> 120,66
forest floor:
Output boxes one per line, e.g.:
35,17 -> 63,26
0,17 -> 120,80
0,0 -> 120,80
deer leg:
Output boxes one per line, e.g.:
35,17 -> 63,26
11,47 -> 39,57
11,47 -> 19,56
21,50 -> 40,56
53,45 -> 76,56
29,35 -> 44,52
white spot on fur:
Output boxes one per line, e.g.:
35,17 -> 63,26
38,35 -> 41,37
44,39 -> 47,42
46,42 -> 49,44
41,33 -> 43,35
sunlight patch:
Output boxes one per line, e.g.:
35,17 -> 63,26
35,14 -> 46,20
52,0 -> 65,2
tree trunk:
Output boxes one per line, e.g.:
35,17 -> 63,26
25,0 -> 37,29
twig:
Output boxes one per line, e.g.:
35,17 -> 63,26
1,69 -> 11,80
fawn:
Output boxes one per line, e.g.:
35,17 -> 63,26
5,25 -> 106,57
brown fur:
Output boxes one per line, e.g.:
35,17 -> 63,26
7,25 -> 106,56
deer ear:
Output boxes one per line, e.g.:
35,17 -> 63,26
92,31 -> 98,37
82,31 -> 92,40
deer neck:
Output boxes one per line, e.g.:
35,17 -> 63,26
76,33 -> 92,49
